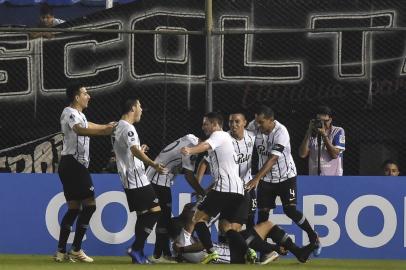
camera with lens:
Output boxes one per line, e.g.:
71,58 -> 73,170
310,119 -> 323,137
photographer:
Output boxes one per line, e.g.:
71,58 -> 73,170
299,106 -> 345,176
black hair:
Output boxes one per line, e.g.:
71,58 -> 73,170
66,84 -> 84,104
229,111 -> 246,120
382,159 -> 399,169
254,105 -> 274,119
204,111 -> 224,128
121,98 -> 139,115
40,3 -> 53,16
316,105 -> 333,117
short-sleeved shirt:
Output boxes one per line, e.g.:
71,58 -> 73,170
206,131 -> 244,195
228,130 -> 255,185
113,120 -> 150,189
60,106 -> 90,167
255,120 -> 297,183
308,125 -> 345,176
146,134 -> 199,187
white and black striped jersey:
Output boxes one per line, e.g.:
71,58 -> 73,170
206,131 -> 244,195
112,120 -> 150,189
175,228 -> 230,264
255,120 -> 297,183
228,130 -> 255,185
60,107 -> 90,168
146,134 -> 199,187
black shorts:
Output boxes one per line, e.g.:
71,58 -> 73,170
257,177 -> 297,209
124,184 -> 159,212
58,155 -> 94,201
246,188 -> 257,215
198,190 -> 246,224
152,183 -> 172,210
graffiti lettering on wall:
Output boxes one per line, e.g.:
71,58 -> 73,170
0,6 -> 405,102
0,133 -> 62,173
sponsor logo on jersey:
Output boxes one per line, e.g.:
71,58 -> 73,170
257,145 -> 272,157
234,153 -> 251,164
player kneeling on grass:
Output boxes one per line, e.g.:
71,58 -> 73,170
169,203 -> 314,264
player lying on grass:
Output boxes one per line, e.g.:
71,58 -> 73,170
168,203 -> 314,264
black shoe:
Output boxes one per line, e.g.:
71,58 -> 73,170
297,243 -> 314,263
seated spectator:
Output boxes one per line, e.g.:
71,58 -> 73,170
30,3 -> 65,39
101,151 -> 117,173
382,159 -> 400,176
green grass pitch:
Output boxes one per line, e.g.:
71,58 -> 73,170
0,255 -> 404,270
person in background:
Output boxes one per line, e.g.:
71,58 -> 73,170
30,3 -> 65,39
299,105 -> 345,176
383,159 -> 400,176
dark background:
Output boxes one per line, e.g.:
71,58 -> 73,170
1,0 -> 405,175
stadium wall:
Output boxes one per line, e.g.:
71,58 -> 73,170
0,173 -> 404,259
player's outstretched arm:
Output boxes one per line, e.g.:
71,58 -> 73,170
181,142 -> 211,155
73,122 -> 115,136
130,145 -> 166,174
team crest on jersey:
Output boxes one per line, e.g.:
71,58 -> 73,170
128,131 -> 134,137
247,142 -> 252,148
